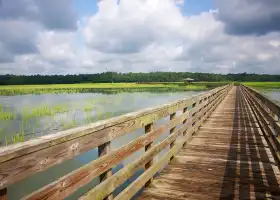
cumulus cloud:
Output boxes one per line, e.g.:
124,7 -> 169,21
0,0 -> 280,75
215,0 -> 280,36
0,0 -> 77,30
0,0 -> 77,64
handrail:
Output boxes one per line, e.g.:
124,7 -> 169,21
0,83 -> 233,199
241,84 -> 280,161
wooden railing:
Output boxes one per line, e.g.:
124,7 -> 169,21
0,84 -> 233,200
241,84 -> 280,162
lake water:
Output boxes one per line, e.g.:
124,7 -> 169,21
261,90 -> 280,105
0,91 -> 202,199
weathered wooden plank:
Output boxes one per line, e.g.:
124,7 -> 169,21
169,112 -> 176,161
242,87 -> 280,161
138,86 -> 280,200
113,86 -> 230,200
0,83 -> 231,198
114,137 -> 186,200
0,93 -> 200,164
23,111 -> 190,200
243,86 -> 280,140
144,122 -> 154,186
98,142 -> 113,200
0,96 -> 197,189
79,122 -> 193,200
0,188 -> 7,200
182,106 -> 189,146
242,85 -> 280,119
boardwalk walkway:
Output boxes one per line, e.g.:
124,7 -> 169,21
139,86 -> 280,199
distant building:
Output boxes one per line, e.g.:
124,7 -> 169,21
183,78 -> 195,84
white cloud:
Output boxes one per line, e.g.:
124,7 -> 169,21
0,0 -> 280,75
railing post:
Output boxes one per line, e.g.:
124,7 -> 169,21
183,106 -> 189,146
0,188 -> 7,200
98,142 -> 113,200
198,99 -> 203,122
169,112 -> 176,161
192,99 -> 197,127
144,122 -> 154,186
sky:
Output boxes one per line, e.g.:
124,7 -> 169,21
0,0 -> 280,75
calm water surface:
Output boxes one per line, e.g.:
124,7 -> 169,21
261,90 -> 280,105
0,91 -> 202,199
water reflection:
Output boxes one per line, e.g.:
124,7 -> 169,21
1,91 -> 201,199
261,90 -> 280,105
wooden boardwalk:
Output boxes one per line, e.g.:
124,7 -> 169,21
138,86 -> 280,200
2,84 -> 280,200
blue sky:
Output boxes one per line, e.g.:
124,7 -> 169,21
1,0 -> 280,75
74,0 -> 213,19
181,0 -> 213,15
74,0 -> 98,18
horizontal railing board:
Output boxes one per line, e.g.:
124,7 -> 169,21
242,85 -> 280,119
1,90 -> 219,163
241,86 -> 280,158
23,111 -> 190,200
242,89 -> 280,154
80,86 -> 230,200
79,122 -> 194,200
242,86 -> 280,137
0,95 -> 199,189
0,84 -> 231,197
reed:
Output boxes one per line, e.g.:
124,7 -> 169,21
0,83 -> 208,96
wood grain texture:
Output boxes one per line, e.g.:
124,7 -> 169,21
243,86 -> 280,142
79,122 -> 193,200
23,110 -> 190,200
0,84 -> 231,198
0,188 -> 7,200
242,85 -> 280,119
114,86 -> 230,200
144,122 -> 155,186
79,85 -> 231,200
98,142 -> 113,200
169,112 -> 176,159
242,86 -> 280,161
0,93 -> 198,189
138,86 -> 280,200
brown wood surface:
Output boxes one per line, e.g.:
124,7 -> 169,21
23,111 -> 191,200
0,188 -> 7,200
98,142 -> 113,200
80,84 -> 230,200
145,122 -> 155,186
114,84 -> 229,200
138,86 -> 280,200
0,85 -> 230,190
0,84 -> 231,199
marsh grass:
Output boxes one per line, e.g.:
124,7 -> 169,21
242,82 -> 280,89
0,86 -> 200,146
0,94 -> 127,146
0,83 -> 208,96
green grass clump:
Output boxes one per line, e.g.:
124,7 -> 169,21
5,132 -> 25,146
242,82 -> 280,89
0,111 -> 13,120
0,82 -> 211,96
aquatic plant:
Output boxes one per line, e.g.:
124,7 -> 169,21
0,111 -> 13,120
0,82 -> 208,96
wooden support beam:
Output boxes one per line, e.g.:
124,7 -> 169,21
0,188 -> 7,200
98,142 -> 113,200
0,84 -> 232,199
144,122 -> 154,186
169,112 -> 176,161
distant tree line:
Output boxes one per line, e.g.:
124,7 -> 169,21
0,72 -> 280,85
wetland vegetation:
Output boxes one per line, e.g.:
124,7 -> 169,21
1,77 -> 279,199
0,82 -> 208,95
0,90 -> 201,146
